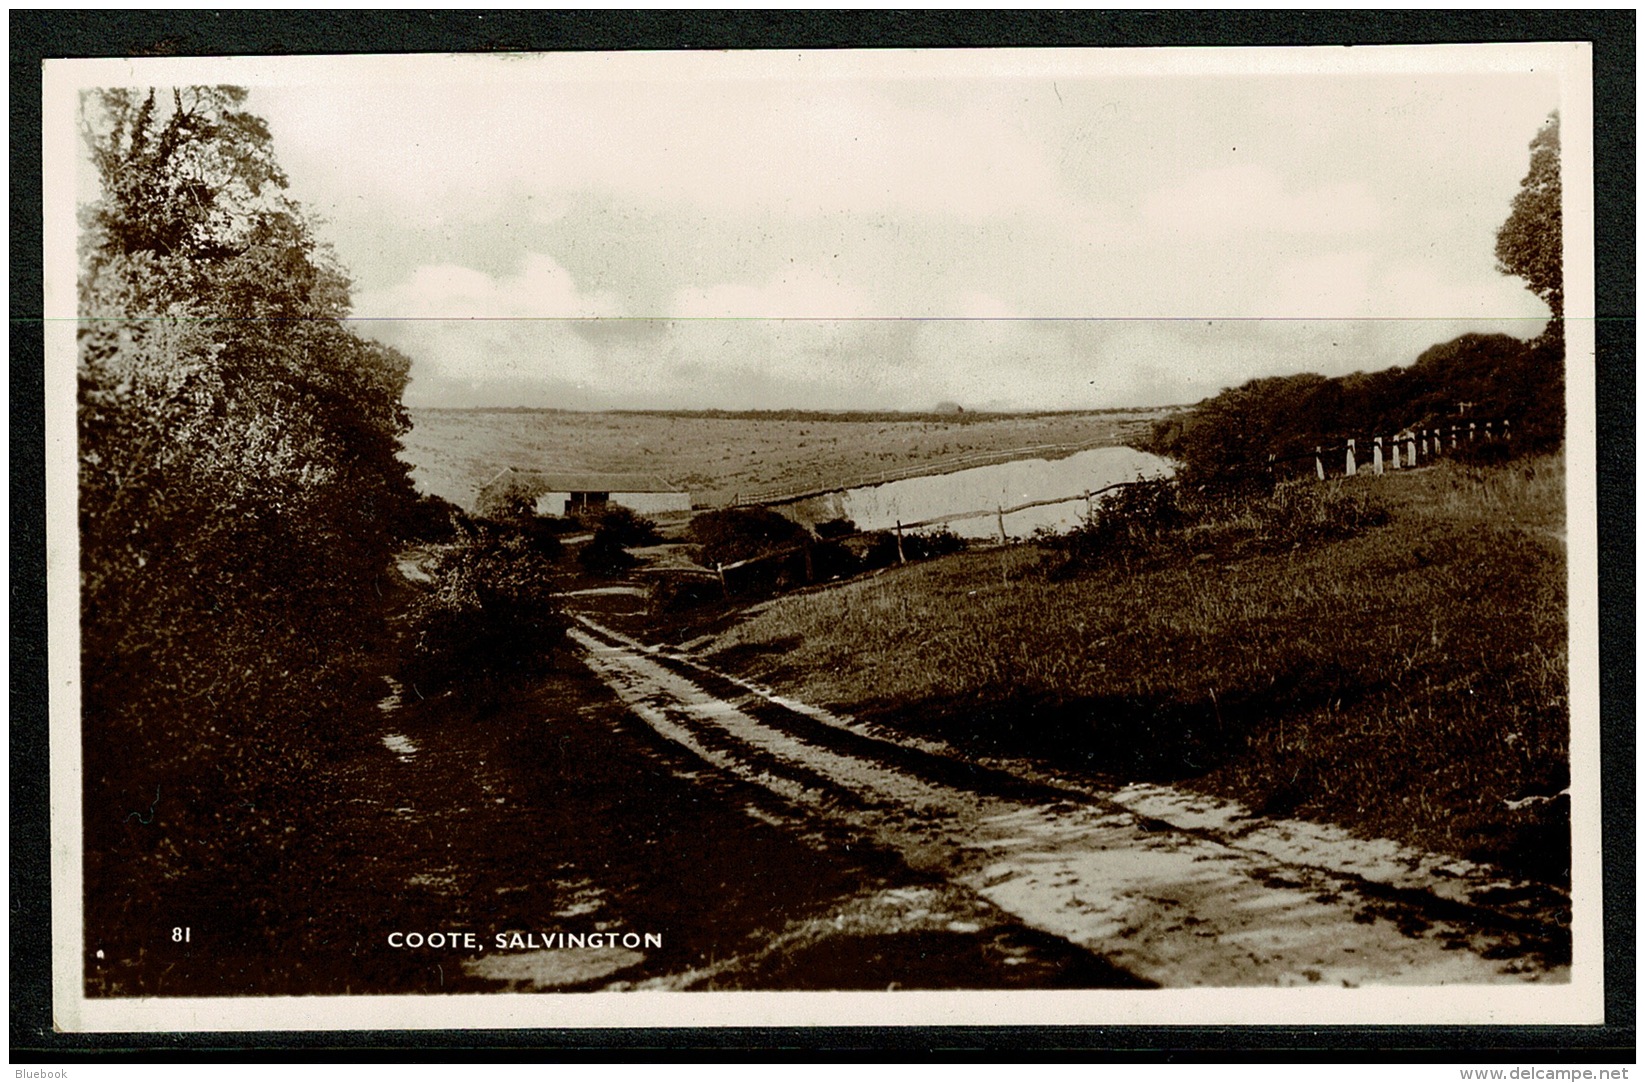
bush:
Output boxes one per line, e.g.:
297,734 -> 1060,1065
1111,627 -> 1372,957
900,528 -> 969,561
402,526 -> 568,696
1042,476 -> 1388,573
578,532 -> 639,576
399,492 -> 467,542
1228,484 -> 1391,551
1449,437 -> 1517,467
649,574 -> 724,612
575,504 -> 661,547
815,517 -> 859,539
1048,476 -> 1186,564
687,507 -> 809,567
569,505 -> 660,577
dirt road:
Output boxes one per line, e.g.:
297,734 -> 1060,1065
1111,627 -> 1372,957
569,612 -> 1569,988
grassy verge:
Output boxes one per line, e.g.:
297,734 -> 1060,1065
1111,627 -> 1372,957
704,454 -> 1570,884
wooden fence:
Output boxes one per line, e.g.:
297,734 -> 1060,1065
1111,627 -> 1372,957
1269,419 -> 1509,481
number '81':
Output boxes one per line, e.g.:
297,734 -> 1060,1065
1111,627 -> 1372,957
172,927 -> 191,942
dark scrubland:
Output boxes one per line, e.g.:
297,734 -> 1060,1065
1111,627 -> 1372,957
701,453 -> 1570,885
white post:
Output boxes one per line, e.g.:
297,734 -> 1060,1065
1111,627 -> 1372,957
1345,439 -> 1357,477
1451,425 -> 1458,449
1390,436 -> 1401,470
1504,419 -> 1512,441
1485,420 -> 1494,440
1315,447 -> 1325,481
1469,422 -> 1476,442
1373,437 -> 1384,475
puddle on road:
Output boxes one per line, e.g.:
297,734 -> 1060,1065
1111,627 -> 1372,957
380,733 -> 418,759
377,676 -> 404,714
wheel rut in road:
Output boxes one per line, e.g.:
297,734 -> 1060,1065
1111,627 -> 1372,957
570,613 -> 1570,988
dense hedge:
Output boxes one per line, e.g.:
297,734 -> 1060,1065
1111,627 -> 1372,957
1147,332 -> 1564,490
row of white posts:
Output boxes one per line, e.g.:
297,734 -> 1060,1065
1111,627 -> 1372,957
1315,420 -> 1508,480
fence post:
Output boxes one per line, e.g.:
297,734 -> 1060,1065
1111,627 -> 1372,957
997,506 -> 1007,544
1451,425 -> 1458,449
1422,429 -> 1431,457
802,535 -> 814,582
716,561 -> 728,599
1345,439 -> 1357,477
1410,431 -> 1419,464
1504,419 -> 1512,441
1390,435 -> 1401,470
1485,420 -> 1494,440
1373,436 -> 1384,475
1469,421 -> 1476,442
1315,447 -> 1325,481
1084,490 -> 1094,519
895,520 -> 907,564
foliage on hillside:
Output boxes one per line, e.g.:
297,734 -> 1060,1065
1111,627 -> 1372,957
1147,332 -> 1564,489
1038,476 -> 1389,574
77,86 -> 421,958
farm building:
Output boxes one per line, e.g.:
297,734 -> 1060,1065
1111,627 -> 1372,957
477,468 -> 693,518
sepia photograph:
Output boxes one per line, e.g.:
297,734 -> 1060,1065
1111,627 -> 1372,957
41,37 -> 1603,1034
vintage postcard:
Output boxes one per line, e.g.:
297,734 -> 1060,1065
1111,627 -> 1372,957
44,42 -> 1601,1032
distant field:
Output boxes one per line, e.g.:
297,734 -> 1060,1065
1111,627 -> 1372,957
402,407 -> 1171,510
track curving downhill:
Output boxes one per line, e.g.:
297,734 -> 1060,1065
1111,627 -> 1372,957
569,612 -> 1570,988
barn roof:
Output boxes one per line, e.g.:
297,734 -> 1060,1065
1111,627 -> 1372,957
480,467 -> 684,495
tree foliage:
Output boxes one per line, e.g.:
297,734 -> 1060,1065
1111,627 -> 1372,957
401,526 -> 568,697
1149,332 -> 1564,485
1495,112 -> 1562,326
686,506 -> 810,567
77,86 -> 420,940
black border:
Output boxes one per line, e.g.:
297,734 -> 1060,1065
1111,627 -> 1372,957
11,9 -> 1635,1061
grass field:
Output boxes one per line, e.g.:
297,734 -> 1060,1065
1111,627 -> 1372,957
702,454 -> 1570,883
403,407 -> 1168,510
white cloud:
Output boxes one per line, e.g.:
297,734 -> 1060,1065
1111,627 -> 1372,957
353,254 -> 625,401
670,268 -> 871,320
262,77 -> 1077,233
356,252 -> 622,321
225,57 -> 1567,411
1142,165 -> 1382,241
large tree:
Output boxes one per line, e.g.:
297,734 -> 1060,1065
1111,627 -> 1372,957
1494,111 -> 1562,332
78,87 -> 419,974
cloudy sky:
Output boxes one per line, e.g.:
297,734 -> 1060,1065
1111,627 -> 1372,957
104,48 -> 1576,410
